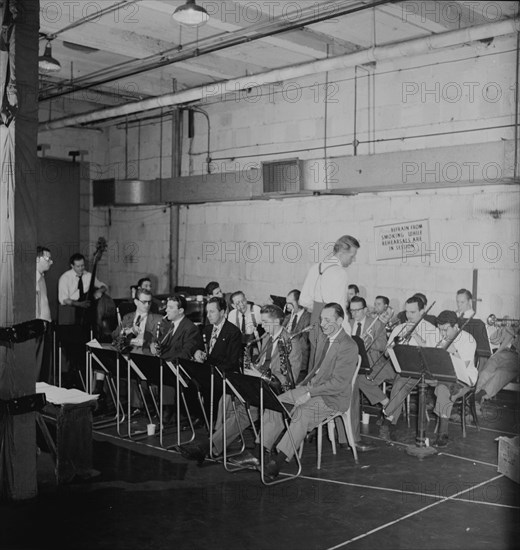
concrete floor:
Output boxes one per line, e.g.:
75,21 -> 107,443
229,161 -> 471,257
1,392 -> 519,550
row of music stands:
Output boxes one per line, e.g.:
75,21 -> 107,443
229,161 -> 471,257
85,343 -> 299,483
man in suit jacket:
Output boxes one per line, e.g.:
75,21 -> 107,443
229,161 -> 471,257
338,296 -> 388,451
179,304 -> 302,464
283,289 -> 311,381
194,296 -> 242,372
261,302 -> 359,479
150,294 -> 203,421
110,288 -> 163,413
112,288 -> 162,349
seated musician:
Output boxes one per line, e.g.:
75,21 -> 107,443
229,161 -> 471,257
474,323 -> 519,410
190,296 -> 242,425
150,294 -> 203,424
431,310 -> 477,446
259,303 -> 358,480
456,288 -> 475,319
137,277 -> 163,314
283,289 -> 311,380
58,253 -> 108,389
111,288 -> 163,415
379,296 -> 440,440
397,293 -> 438,327
227,290 -> 263,362
339,296 -> 389,451
346,284 -> 360,320
179,304 -> 302,464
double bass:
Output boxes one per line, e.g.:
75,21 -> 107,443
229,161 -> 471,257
81,237 -> 118,342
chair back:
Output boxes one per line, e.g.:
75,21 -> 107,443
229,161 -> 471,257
346,355 -> 362,412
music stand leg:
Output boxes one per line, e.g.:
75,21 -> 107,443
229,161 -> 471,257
406,374 -> 437,459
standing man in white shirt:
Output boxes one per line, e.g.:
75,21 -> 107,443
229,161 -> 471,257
35,246 -> 53,381
57,253 -> 108,388
300,234 -> 360,328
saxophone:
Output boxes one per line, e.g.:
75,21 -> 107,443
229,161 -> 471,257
278,337 -> 296,392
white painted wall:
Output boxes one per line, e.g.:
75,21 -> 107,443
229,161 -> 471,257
178,185 -> 520,318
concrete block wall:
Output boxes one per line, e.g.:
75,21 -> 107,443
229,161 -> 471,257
178,185 -> 520,319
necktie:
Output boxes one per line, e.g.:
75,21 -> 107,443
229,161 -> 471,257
241,313 -> 246,334
77,276 -> 85,301
135,315 -> 142,331
290,314 -> 298,333
209,325 -> 218,353
263,336 -> 274,368
355,322 -> 362,337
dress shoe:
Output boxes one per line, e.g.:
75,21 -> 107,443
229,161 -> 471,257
179,443 -> 208,464
305,430 -> 317,444
130,407 -> 144,418
434,433 -> 449,447
264,459 -> 281,480
355,443 -> 376,453
228,451 -> 260,470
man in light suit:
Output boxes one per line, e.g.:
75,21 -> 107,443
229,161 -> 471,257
283,289 -> 311,381
336,296 -> 388,451
261,302 -> 359,479
150,294 -> 203,423
111,288 -> 163,414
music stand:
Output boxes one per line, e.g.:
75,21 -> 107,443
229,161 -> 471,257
161,360 -> 194,448
224,372 -> 302,485
129,350 -> 164,437
394,345 -> 457,458
86,342 -> 126,433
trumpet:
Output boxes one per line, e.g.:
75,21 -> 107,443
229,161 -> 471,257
487,314 -> 519,328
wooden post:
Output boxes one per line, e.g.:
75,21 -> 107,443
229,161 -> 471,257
0,0 -> 40,500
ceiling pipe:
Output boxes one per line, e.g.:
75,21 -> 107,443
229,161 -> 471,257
40,18 -> 519,131
40,0 -> 391,102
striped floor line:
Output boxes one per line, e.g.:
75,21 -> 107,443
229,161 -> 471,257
324,474 -> 505,549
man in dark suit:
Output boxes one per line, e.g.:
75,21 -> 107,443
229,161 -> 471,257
180,304 -> 302,463
194,296 -> 242,372
283,289 -> 311,381
261,302 -> 359,479
191,296 -> 242,423
151,294 -> 203,423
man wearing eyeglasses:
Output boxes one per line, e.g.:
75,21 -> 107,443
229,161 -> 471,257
112,288 -> 162,349
36,246 -> 53,381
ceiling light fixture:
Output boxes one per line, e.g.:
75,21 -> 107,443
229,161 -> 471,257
38,41 -> 61,73
172,0 -> 209,27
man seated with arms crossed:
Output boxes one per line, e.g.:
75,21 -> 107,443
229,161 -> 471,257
150,294 -> 203,424
112,288 -> 163,415
259,302 -> 359,480
432,310 -> 477,446
179,304 -> 302,464
283,289 -> 311,381
191,296 -> 242,424
379,296 -> 440,440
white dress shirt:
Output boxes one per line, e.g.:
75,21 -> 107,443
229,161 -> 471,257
36,270 -> 51,322
58,269 -> 106,305
227,304 -> 261,335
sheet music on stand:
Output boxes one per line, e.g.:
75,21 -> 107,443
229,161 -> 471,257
36,382 -> 98,405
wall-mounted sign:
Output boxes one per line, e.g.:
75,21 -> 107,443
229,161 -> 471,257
374,219 -> 430,261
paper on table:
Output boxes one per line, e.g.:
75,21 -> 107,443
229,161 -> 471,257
36,382 -> 98,405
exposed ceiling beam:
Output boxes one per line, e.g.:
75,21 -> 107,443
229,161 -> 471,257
39,0 -> 393,101
39,18 -> 519,130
